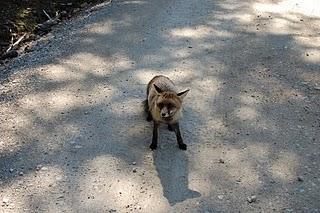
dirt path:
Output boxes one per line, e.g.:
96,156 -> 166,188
1,0 -> 320,212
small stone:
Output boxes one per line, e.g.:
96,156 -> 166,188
80,2 -> 88,8
219,159 -> 225,164
9,168 -> 14,173
132,162 -> 136,165
2,197 -> 9,204
297,176 -> 303,182
19,172 -> 24,176
314,86 -> 320,90
218,195 -> 224,200
306,53 -> 309,56
74,145 -> 82,149
41,166 -> 48,171
60,11 -> 68,18
132,168 -> 137,173
247,195 -> 257,203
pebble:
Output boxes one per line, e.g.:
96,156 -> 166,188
132,162 -> 136,165
247,195 -> 257,203
19,172 -> 24,176
41,166 -> 48,171
219,159 -> 225,164
297,176 -> 303,182
9,168 -> 14,173
132,168 -> 137,173
2,197 -> 9,204
218,195 -> 224,200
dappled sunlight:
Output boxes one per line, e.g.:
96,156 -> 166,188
235,106 -> 258,121
86,20 -> 114,35
170,25 -> 233,39
225,148 -> 262,189
41,64 -> 87,81
270,151 -> 299,182
17,85 -> 115,119
78,155 -> 167,211
254,0 -> 320,17
0,166 -> 65,211
64,53 -> 113,75
107,97 -> 142,117
246,142 -> 270,162
205,118 -> 228,135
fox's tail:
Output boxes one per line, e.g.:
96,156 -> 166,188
142,99 -> 153,122
142,99 -> 149,116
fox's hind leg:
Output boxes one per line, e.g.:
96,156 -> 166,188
143,99 -> 153,122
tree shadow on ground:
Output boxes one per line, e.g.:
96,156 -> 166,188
0,0 -> 320,212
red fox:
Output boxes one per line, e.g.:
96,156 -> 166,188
143,75 -> 189,150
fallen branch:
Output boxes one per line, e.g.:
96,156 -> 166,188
43,10 -> 52,20
6,33 -> 27,53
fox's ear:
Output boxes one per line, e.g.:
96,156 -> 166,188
177,89 -> 190,99
154,84 -> 163,94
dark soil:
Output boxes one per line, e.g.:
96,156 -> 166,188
0,0 -> 106,58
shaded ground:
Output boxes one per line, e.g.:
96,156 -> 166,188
0,0 -> 106,56
0,0 -> 320,212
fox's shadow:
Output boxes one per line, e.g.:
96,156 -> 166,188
153,137 -> 201,206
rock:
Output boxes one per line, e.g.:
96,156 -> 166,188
40,166 -> 48,171
19,172 -> 24,176
314,86 -> 320,90
60,11 -> 68,18
81,2 -> 88,8
297,176 -> 303,182
9,168 -> 14,173
2,197 -> 9,203
74,145 -> 82,149
218,195 -> 224,200
73,8 -> 80,13
219,159 -> 225,164
132,168 -> 137,173
35,19 -> 57,35
247,195 -> 257,203
132,162 -> 136,165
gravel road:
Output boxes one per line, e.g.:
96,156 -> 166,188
1,0 -> 320,212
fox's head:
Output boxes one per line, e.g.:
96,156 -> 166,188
153,84 -> 189,122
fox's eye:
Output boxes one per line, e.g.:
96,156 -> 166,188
167,103 -> 173,108
157,103 -> 164,109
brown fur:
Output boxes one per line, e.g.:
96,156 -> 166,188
144,75 -> 189,150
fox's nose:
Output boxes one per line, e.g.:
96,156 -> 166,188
161,112 -> 166,117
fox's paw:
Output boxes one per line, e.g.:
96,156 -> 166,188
149,143 -> 157,150
178,143 -> 187,150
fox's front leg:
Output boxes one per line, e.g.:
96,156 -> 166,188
150,121 -> 159,150
172,123 -> 187,150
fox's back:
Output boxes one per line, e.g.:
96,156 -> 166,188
147,75 -> 176,96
